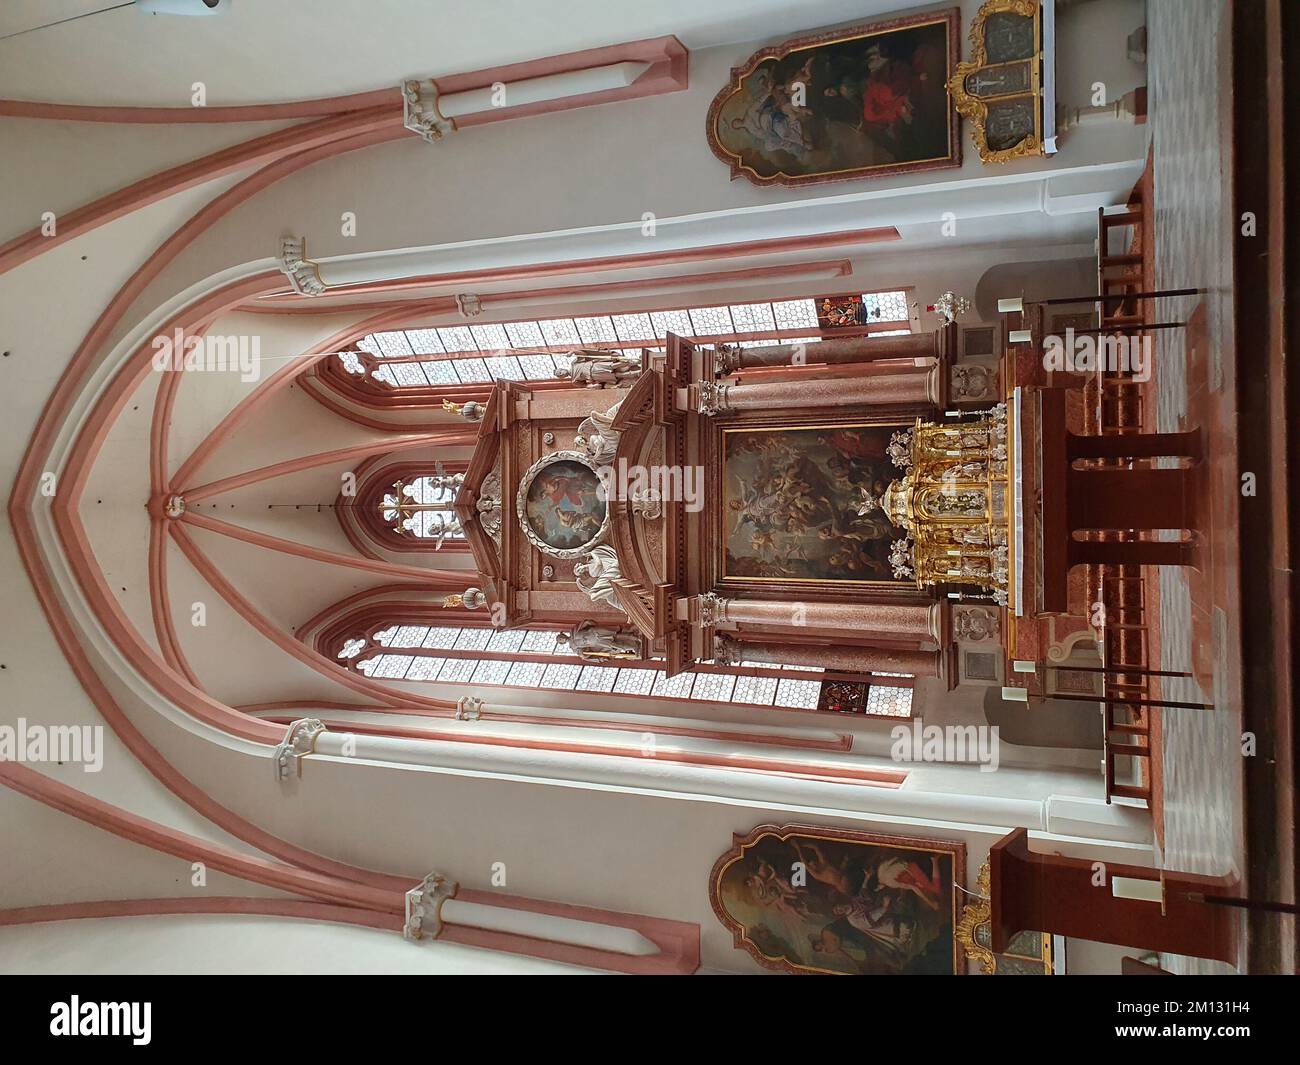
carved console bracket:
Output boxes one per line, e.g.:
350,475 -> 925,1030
277,236 -> 326,296
272,717 -> 325,782
401,79 -> 458,143
403,872 -> 459,941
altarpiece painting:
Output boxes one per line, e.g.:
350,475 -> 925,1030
721,423 -> 911,585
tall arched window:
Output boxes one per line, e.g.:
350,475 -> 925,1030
313,289 -> 914,409
333,620 -> 914,718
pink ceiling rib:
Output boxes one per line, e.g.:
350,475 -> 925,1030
0,897 -> 403,932
1,92 -> 520,899
181,429 -> 476,503
177,510 -> 473,583
0,763 -> 700,974
0,105 -> 400,277
2,35 -> 717,969
0,87 -> 400,124
168,296 -> 465,492
147,517 -> 202,688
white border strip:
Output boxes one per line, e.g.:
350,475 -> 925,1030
1013,386 -> 1025,617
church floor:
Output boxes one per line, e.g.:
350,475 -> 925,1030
1147,0 -> 1294,974
1148,0 -> 1244,975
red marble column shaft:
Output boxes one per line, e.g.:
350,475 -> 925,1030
721,365 -> 936,410
729,331 -> 941,368
718,598 -> 937,642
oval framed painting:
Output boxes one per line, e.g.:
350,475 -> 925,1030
514,451 -> 610,559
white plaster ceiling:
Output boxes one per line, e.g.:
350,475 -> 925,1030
0,0 -> 912,106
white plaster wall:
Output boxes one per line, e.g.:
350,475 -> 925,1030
0,914 -> 595,975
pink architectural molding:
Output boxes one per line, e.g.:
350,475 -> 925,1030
0,897 -> 401,932
0,88 -> 399,124
176,509 -> 473,583
264,228 -> 897,305
245,258 -> 852,315
0,761 -> 399,910
259,715 -> 903,787
241,700 -> 855,754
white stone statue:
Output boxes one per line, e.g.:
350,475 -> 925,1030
573,544 -> 623,609
557,620 -> 643,661
555,350 -> 642,388
574,400 -> 623,465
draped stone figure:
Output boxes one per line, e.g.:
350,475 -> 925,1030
555,350 -> 642,388
574,400 -> 623,465
573,544 -> 623,609
556,620 -> 643,661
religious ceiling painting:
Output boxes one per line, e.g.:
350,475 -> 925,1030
706,8 -> 962,187
710,824 -> 966,975
515,452 -> 610,559
720,422 -> 913,586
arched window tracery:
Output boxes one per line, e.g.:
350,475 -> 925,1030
339,459 -> 473,556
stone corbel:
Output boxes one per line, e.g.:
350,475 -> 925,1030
277,236 -> 326,296
443,587 -> 487,610
404,872 -> 459,941
401,79 -> 458,143
272,718 -> 325,782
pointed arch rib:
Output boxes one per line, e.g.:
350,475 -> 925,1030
182,429 -> 476,503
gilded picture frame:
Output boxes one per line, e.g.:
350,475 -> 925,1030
946,0 -> 1048,163
955,859 -> 1055,974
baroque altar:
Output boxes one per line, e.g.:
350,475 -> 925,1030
451,326 -> 962,681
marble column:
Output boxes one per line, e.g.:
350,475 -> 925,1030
698,363 -> 937,414
700,594 -> 938,643
713,633 -> 939,677
716,327 -> 949,373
